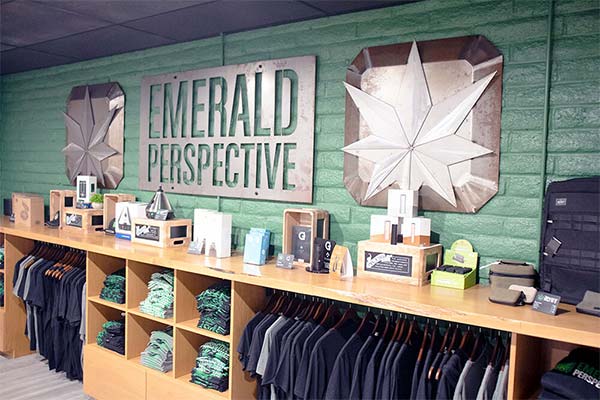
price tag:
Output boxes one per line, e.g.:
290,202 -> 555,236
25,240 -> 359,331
532,291 -> 561,315
276,253 -> 294,269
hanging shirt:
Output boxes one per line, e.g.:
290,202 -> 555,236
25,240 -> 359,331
247,313 -> 278,374
256,316 -> 289,376
324,332 -> 366,400
436,348 -> 469,400
349,334 -> 378,399
453,343 -> 491,400
390,334 -> 422,400
362,336 -> 388,400
376,340 -> 402,399
303,319 -> 358,400
476,345 -> 504,400
491,361 -> 509,400
237,311 -> 267,371
293,324 -> 327,399
416,351 -> 444,400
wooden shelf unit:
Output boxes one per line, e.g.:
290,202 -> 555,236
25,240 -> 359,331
0,216 -> 597,400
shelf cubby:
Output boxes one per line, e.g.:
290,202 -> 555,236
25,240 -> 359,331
127,259 -> 173,314
87,300 -> 126,357
175,270 -> 230,340
87,251 -> 126,301
173,327 -> 229,398
127,312 -> 174,377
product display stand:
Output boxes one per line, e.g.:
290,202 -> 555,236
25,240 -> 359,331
0,216 -> 598,400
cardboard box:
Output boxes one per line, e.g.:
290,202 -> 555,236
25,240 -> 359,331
63,207 -> 104,234
244,228 -> 271,265
431,239 -> 479,290
76,176 -> 97,204
104,194 -> 136,231
356,240 -> 442,286
115,202 -> 147,240
13,193 -> 44,227
49,190 -> 76,226
387,189 -> 418,218
132,217 -> 191,248
401,217 -> 431,246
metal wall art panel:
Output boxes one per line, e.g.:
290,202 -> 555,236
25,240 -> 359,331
63,82 -> 125,189
343,36 -> 503,213
138,56 -> 316,203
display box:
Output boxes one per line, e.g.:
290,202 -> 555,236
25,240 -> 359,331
63,207 -> 104,234
13,193 -> 44,227
192,209 -> 232,258
244,228 -> 271,265
387,189 -> 418,218
356,240 -> 442,286
49,189 -> 76,225
401,217 -> 431,246
115,202 -> 148,240
282,208 -> 329,268
76,175 -> 97,204
431,239 -> 479,290
370,214 -> 401,243
132,218 -> 191,248
103,194 -> 136,231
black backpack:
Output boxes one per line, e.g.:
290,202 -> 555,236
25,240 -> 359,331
539,176 -> 600,305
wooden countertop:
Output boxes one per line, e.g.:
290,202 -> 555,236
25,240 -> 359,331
1,217 -> 599,348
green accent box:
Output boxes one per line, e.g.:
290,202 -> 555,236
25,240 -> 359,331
431,239 -> 478,290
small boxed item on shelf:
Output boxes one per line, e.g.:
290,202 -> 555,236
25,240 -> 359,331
12,193 -> 44,227
49,189 -> 76,227
370,214 -> 401,243
63,207 -> 104,233
243,228 -> 271,265
131,217 -> 191,248
401,217 -> 431,246
103,193 -> 136,233
283,208 -> 329,267
115,201 -> 147,240
76,175 -> 97,207
356,240 -> 442,286
387,189 -> 418,218
431,239 -> 478,290
191,209 -> 232,258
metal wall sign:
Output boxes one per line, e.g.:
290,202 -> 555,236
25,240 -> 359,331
343,36 -> 503,213
139,56 -> 316,203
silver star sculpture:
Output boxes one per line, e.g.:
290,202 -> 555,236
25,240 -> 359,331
62,87 -> 117,187
343,41 -> 496,207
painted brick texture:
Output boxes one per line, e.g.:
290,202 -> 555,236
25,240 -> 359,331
1,0 -> 598,275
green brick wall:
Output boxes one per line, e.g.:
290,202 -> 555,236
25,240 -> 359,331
1,0 -> 598,275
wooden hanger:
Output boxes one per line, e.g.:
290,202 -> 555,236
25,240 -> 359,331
356,311 -> 375,338
283,297 -> 301,318
333,307 -> 359,330
417,322 -> 430,362
263,293 -> 281,313
311,302 -> 325,322
404,319 -> 420,345
371,313 -> 386,337
459,326 -> 473,352
392,317 -> 406,342
320,303 -> 340,328
469,331 -> 483,361
429,325 -> 453,380
382,315 -> 394,342
489,333 -> 501,366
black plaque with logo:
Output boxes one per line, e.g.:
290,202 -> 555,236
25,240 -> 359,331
66,213 -> 82,228
292,225 -> 311,263
135,224 -> 160,241
364,251 -> 412,276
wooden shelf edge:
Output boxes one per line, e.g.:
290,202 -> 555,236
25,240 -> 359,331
86,342 -> 125,359
176,319 -> 232,343
176,374 -> 230,400
89,296 -> 126,311
129,307 -> 174,326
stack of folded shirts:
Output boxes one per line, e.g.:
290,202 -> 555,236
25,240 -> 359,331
96,320 -> 125,355
196,283 -> 231,335
190,340 -> 229,392
140,328 -> 173,373
99,268 -> 126,304
139,270 -> 174,319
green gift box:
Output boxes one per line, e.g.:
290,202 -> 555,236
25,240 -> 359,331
431,240 -> 478,290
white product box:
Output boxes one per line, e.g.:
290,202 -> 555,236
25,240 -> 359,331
76,175 -> 97,204
115,201 -> 148,240
401,217 -> 431,246
192,209 -> 232,258
387,189 -> 418,218
370,214 -> 401,242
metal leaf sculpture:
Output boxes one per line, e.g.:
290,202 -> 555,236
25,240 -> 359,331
343,36 -> 503,213
62,83 -> 125,188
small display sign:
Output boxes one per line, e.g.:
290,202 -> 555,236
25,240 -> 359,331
66,213 -> 82,228
364,251 -> 412,276
276,253 -> 295,269
532,291 -> 561,315
135,224 -> 160,241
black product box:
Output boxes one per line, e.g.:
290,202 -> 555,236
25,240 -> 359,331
292,225 -> 311,263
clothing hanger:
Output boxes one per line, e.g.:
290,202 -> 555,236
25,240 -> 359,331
459,326 -> 473,352
392,317 -> 406,342
382,314 -> 394,341
356,311 -> 375,338
469,329 -> 483,361
404,319 -> 420,345
311,301 -> 325,322
263,293 -> 281,313
417,321 -> 430,362
429,324 -> 453,380
319,303 -> 340,328
371,313 -> 386,337
332,306 -> 359,330
489,332 -> 501,366
283,297 -> 301,318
